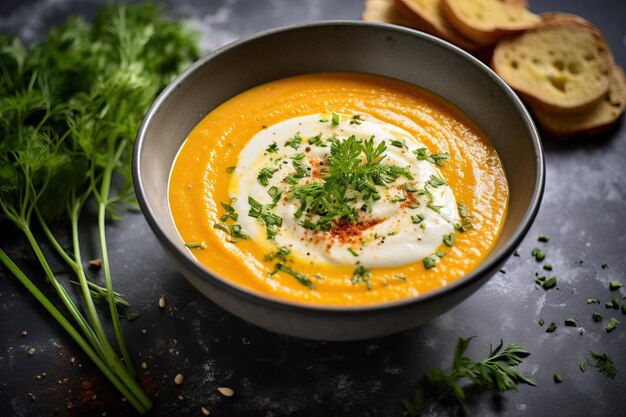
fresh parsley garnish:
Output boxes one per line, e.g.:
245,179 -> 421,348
331,112 -> 340,125
413,148 -> 449,167
411,214 -> 425,224
423,257 -> 437,269
443,233 -> 455,247
271,263 -> 314,288
352,265 -> 372,289
248,196 -> 282,239
213,223 -> 249,242
225,166 -> 236,173
219,199 -> 238,222
264,246 -> 291,262
284,132 -> 302,149
350,115 -> 363,125
266,142 -> 279,153
257,167 -> 276,186
184,242 -> 203,249
589,350 -> 617,379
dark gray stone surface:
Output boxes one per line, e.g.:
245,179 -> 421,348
1,1 -> 625,416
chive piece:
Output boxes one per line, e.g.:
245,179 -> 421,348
543,276 -> 557,290
609,281 -> 622,290
348,248 -> 359,257
125,313 -> 141,321
579,360 -> 588,372
543,264 -> 553,271
538,318 -> 545,326
349,115 -> 363,125
184,242 -> 202,249
538,234 -> 550,242
225,166 -> 236,173
442,233 -> 455,247
553,374 -> 562,383
531,247 -> 546,261
589,351 -> 616,379
605,317 -> 619,333
513,250 -> 520,257
390,139 -> 405,148
331,112 -> 340,125
587,298 -> 600,304
592,313 -> 603,322
499,268 -> 506,273
546,322 -> 557,333
411,214 -> 425,224
423,257 -> 436,270
394,274 -> 407,281
273,263 -> 314,289
564,318 -> 577,327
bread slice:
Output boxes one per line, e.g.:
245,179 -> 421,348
492,13 -> 614,114
362,0 -> 425,29
531,64 -> 626,139
441,0 -> 540,45
394,0 -> 481,51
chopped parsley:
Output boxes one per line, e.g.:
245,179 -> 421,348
538,318 -> 545,326
390,139 -> 406,148
352,266 -> 372,289
248,197 -> 282,239
589,351 -> 616,379
531,247 -> 546,262
413,147 -> 449,167
455,202 -> 473,232
553,374 -> 562,383
257,167 -> 276,186
308,133 -> 323,146
426,174 -> 446,188
184,242 -> 202,249
331,112 -> 340,125
347,248 -> 359,257
411,214 -> 425,224
284,132 -> 302,149
543,276 -> 557,289
543,263 -> 553,271
605,317 -> 619,333
423,257 -> 436,269
266,142 -> 279,153
609,280 -> 622,290
264,246 -> 291,262
564,318 -> 577,327
213,223 -> 249,242
592,312 -> 603,322
225,165 -> 237,173
546,322 -> 557,333
349,115 -> 363,125
271,263 -> 314,289
219,199 -> 238,222
442,233 -> 455,247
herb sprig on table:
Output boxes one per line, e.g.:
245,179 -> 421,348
0,4 -> 199,413
403,337 -> 535,416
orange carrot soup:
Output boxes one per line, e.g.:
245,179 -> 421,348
168,72 -> 508,306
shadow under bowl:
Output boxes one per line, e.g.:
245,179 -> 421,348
133,21 -> 544,341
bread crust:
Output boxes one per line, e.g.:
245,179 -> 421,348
441,0 -> 540,46
362,0 -> 425,29
394,0 -> 481,50
531,64 -> 626,139
492,13 -> 614,114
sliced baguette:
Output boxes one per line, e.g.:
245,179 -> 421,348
394,0 -> 481,51
441,0 -> 540,45
531,64 -> 626,139
492,13 -> 614,114
362,0 -> 424,29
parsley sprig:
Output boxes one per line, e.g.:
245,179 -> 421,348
291,135 -> 413,231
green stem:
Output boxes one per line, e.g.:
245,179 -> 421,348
0,249 -> 151,414
36,208 -> 78,272
19,223 -> 104,358
97,138 -> 134,375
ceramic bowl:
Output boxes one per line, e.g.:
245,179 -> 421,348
133,22 -> 544,341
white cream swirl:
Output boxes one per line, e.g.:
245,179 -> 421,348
229,113 -> 459,268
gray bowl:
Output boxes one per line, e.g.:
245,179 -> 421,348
133,21 -> 544,341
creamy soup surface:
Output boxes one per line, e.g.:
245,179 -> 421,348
168,72 -> 508,306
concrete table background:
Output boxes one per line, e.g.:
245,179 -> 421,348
1,0 -> 624,416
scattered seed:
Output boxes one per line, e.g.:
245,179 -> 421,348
141,329 -> 148,335
178,394 -> 185,401
159,296 -> 166,309
27,392 -> 36,402
217,387 -> 234,397
27,347 -> 36,356
70,357 -> 76,364
88,258 -> 103,268
174,374 -> 184,385
201,406 -> 210,415
21,330 -> 28,337
141,362 -> 148,370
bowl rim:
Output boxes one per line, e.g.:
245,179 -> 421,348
133,20 -> 545,314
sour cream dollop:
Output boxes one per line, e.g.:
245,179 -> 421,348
230,113 -> 459,268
